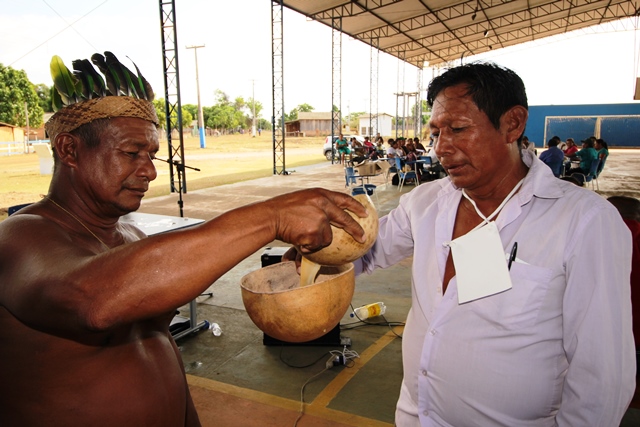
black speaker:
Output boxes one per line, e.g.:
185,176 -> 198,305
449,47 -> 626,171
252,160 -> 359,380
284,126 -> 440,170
260,247 -> 349,347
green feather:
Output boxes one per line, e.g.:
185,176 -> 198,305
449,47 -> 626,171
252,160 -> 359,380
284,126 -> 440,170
128,57 -> 154,101
51,86 -> 63,112
73,59 -> 106,98
50,55 -> 78,105
104,51 -> 132,96
50,52 -> 152,105
91,53 -> 120,96
72,60 -> 92,99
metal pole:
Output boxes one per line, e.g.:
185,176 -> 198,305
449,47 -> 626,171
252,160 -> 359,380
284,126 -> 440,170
24,102 -> 29,153
186,44 -> 206,149
252,80 -> 256,137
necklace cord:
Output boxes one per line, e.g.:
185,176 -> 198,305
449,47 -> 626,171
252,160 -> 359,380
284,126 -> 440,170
47,198 -> 110,249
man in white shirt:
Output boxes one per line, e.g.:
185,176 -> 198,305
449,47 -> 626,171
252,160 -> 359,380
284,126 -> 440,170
355,62 -> 634,426
386,138 -> 399,158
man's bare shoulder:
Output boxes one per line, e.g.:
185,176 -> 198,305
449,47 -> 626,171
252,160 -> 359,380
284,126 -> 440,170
0,204 -> 76,252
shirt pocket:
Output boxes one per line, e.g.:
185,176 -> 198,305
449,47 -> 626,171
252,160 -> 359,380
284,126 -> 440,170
468,262 -> 555,331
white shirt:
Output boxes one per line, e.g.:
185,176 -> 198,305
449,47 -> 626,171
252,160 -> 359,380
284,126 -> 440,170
355,151 -> 635,427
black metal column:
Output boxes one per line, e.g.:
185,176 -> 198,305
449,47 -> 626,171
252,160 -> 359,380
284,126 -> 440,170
159,0 -> 186,192
271,1 -> 285,175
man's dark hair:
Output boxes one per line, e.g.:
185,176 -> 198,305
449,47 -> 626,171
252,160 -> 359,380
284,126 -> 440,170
70,118 -> 111,149
426,62 -> 528,145
583,139 -> 595,148
548,138 -> 559,147
51,118 -> 111,167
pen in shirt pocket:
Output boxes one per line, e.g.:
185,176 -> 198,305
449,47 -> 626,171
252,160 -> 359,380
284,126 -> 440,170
508,242 -> 518,270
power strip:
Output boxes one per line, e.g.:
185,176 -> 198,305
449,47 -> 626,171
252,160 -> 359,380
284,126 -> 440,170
325,355 -> 346,369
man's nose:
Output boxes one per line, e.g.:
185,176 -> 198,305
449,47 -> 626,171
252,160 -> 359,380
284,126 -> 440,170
139,154 -> 158,181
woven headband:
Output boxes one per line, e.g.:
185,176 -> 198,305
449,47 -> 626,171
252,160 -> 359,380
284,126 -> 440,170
45,97 -> 158,138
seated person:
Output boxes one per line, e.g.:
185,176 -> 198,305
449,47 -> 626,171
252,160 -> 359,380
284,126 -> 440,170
336,134 -> 350,164
595,138 -> 609,176
351,137 -> 367,164
363,136 -> 375,154
404,141 -> 419,163
422,145 -> 446,180
414,137 -> 426,152
566,138 -> 598,177
386,139 -> 399,159
539,137 -> 564,177
375,136 -> 385,156
563,138 -> 579,156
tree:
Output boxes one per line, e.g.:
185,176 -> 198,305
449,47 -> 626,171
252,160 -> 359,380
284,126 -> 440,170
297,103 -> 314,113
214,89 -> 230,106
34,83 -> 53,113
246,98 -> 263,128
285,103 -> 314,121
152,99 -> 193,130
0,64 -> 44,127
412,100 -> 431,125
347,111 -> 366,131
182,104 -> 198,121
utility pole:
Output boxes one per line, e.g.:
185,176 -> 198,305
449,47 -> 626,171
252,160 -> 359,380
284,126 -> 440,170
251,79 -> 256,137
186,44 -> 206,148
24,102 -> 30,153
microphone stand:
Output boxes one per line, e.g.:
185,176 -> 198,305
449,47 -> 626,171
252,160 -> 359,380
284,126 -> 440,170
155,157 -> 200,218
154,157 -> 211,340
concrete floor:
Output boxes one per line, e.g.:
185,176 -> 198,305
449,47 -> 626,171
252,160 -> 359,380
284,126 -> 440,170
137,160 -> 640,427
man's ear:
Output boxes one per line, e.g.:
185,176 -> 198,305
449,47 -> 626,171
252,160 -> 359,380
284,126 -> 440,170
53,133 -> 79,168
502,105 -> 528,145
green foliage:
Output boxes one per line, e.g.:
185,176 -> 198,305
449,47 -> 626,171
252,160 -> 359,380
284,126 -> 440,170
285,103 -> 314,121
34,83 -> 53,113
0,63 -> 44,127
257,118 -> 271,131
182,104 -> 198,120
152,98 -> 193,129
297,103 -> 314,113
412,100 -> 431,125
347,111 -> 366,130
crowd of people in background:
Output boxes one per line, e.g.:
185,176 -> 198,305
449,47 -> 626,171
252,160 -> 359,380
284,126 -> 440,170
528,134 -> 610,186
337,130 -> 614,190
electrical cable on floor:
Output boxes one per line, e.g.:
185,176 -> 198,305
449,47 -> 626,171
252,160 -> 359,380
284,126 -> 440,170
278,346 -> 331,369
329,345 -> 360,368
292,364 -> 331,427
340,303 -> 405,338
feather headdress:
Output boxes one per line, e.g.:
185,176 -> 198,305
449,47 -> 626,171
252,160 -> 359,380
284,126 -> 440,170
50,52 -> 154,110
45,52 -> 157,138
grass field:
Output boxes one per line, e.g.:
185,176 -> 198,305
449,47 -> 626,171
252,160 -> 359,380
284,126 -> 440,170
1,131 -> 327,219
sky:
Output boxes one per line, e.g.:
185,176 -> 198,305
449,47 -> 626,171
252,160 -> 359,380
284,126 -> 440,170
2,0 -> 640,121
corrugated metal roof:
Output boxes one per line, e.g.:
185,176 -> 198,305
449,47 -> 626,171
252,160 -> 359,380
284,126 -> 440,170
281,0 -> 638,67
297,112 -> 333,120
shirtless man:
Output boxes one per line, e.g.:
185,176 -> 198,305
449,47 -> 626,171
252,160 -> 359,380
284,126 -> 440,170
0,58 -> 366,426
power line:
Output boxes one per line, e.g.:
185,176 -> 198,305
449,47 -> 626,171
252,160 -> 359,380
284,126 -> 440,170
9,0 -> 111,67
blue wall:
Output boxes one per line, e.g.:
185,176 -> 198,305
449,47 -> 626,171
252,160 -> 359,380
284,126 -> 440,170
526,103 -> 640,147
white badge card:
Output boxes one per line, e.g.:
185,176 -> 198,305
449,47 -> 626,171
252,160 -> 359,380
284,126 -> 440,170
449,221 -> 512,304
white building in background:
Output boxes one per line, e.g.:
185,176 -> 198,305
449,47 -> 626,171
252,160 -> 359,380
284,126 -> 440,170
358,113 -> 393,138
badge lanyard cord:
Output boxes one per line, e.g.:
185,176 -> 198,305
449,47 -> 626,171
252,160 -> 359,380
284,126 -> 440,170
461,178 -> 525,233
